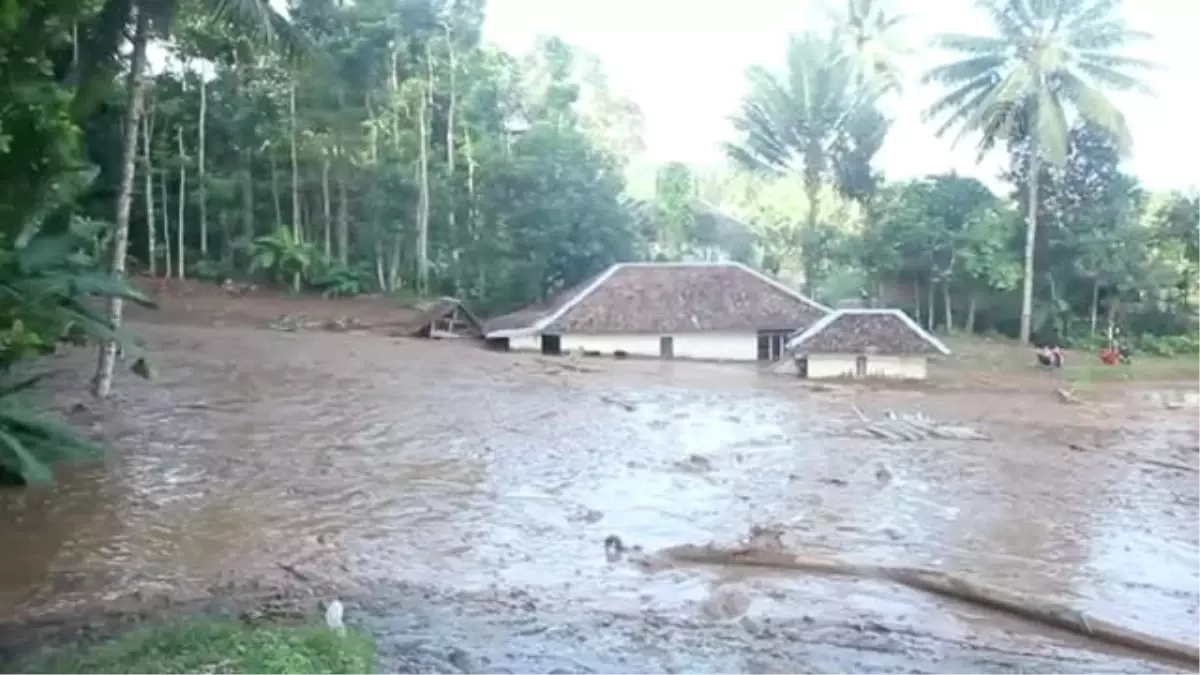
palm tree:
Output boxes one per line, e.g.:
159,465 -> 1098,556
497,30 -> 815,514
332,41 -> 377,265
922,0 -> 1155,343
88,0 -> 309,397
822,0 -> 910,95
725,32 -> 886,294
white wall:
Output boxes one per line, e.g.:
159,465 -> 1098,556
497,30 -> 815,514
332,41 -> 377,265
510,335 -> 539,351
805,354 -> 928,380
507,332 -> 761,361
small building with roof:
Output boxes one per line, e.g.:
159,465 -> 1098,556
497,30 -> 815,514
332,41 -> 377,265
483,261 -> 830,362
784,308 -> 951,380
396,297 -> 483,339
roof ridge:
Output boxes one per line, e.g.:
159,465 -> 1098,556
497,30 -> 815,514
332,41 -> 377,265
785,308 -> 951,355
485,261 -> 831,338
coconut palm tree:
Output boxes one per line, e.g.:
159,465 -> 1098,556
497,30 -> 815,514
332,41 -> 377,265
822,0 -> 910,95
922,0 -> 1155,343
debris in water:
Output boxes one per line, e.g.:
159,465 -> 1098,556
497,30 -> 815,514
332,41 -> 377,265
675,453 -> 713,472
276,561 -> 312,583
700,585 -> 752,621
875,463 -> 893,485
599,394 -> 636,411
653,535 -> 1200,667
1056,388 -> 1081,405
846,407 -> 989,442
536,356 -> 599,374
325,598 -> 346,635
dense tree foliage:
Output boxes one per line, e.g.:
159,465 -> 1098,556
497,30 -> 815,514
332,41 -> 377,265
921,0 -> 1157,342
0,0 -> 1194,483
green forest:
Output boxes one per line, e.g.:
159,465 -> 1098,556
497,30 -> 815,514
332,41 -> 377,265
0,0 -> 1197,482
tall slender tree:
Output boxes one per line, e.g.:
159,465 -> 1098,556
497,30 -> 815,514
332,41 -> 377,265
725,32 -> 886,294
922,0 -> 1155,343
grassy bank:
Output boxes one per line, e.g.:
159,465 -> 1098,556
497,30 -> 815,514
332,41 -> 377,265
938,334 -> 1199,386
25,619 -> 374,674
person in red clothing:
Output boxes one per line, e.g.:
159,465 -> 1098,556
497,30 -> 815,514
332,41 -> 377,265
1099,345 -> 1120,365
1098,338 -> 1132,365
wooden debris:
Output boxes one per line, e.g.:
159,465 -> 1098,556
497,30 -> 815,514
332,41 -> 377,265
846,407 -> 989,442
655,541 -> 1199,667
1127,454 -> 1199,474
535,357 -> 599,374
276,561 -> 312,583
1056,387 -> 1082,405
599,394 -> 636,412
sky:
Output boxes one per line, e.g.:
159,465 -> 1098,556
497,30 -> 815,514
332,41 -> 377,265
484,0 -> 1199,191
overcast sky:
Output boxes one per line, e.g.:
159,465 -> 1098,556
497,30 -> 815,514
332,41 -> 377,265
485,0 -> 1198,191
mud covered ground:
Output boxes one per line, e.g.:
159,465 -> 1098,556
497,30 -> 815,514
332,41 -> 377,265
0,282 -> 1197,673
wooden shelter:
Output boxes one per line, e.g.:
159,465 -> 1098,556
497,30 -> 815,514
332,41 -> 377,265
402,297 -> 483,339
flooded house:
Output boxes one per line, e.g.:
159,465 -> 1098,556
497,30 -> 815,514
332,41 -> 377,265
784,308 -> 951,380
482,261 -> 829,362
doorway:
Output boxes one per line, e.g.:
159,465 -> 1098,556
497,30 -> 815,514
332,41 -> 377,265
659,336 -> 674,360
541,334 -> 562,356
756,330 -> 789,362
855,355 -> 868,377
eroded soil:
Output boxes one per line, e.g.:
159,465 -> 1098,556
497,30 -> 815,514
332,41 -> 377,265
0,284 -> 1196,673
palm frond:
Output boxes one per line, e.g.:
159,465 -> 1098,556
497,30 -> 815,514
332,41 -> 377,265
1035,83 -> 1071,164
929,34 -> 1011,56
922,54 -> 1006,86
1058,71 -> 1131,151
922,0 -> 1150,165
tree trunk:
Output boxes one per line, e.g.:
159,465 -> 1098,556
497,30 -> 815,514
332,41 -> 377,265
415,49 -> 432,294
141,104 -> 155,276
335,88 -> 350,266
1019,150 -> 1040,344
374,240 -> 386,291
965,292 -> 978,334
176,126 -> 186,279
241,152 -> 254,243
235,51 -> 254,253
802,175 -> 820,296
445,23 -> 459,293
912,275 -> 921,325
942,282 -> 953,333
926,277 -> 934,331
463,121 -> 480,293
161,168 -> 172,279
321,155 -> 331,259
198,75 -> 208,257
289,83 -> 301,292
336,170 -> 348,265
270,146 -> 283,231
1090,279 -> 1100,335
92,6 -> 149,399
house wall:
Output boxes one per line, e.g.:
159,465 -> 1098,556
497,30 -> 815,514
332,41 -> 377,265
806,354 -> 928,380
510,335 -> 539,351
509,332 -> 762,361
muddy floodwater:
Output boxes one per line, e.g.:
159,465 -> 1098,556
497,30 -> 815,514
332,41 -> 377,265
1,321 -> 1197,673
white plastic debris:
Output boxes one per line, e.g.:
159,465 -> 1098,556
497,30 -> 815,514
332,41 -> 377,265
325,599 -> 346,635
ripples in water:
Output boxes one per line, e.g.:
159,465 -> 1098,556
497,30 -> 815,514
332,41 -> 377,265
0,323 -> 1195,650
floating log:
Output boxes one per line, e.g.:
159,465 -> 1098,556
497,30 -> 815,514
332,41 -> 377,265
660,544 -> 1199,668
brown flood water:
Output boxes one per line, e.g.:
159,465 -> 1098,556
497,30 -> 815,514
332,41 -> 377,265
1,322 -> 1197,666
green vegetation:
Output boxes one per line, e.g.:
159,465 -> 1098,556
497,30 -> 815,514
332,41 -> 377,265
27,620 -> 374,674
0,0 -> 1194,483
940,334 -> 1199,386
